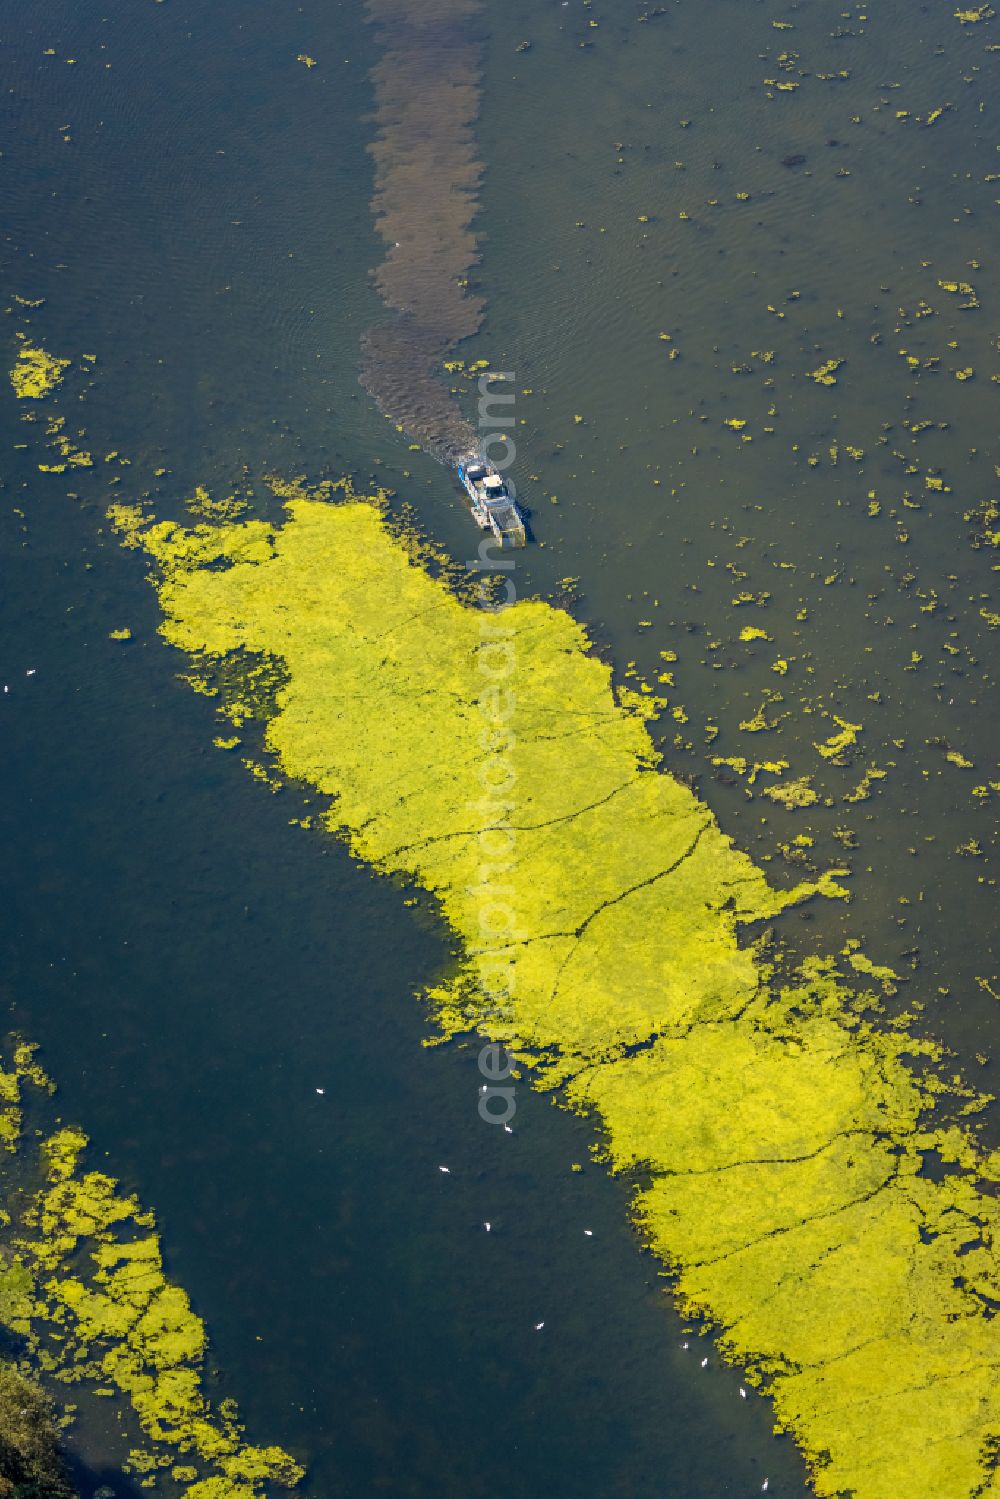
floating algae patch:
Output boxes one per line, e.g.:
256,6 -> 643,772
114,492 -> 1000,1499
360,0 -> 485,459
0,1042 -> 303,1499
760,775 -> 820,810
10,336 -> 70,400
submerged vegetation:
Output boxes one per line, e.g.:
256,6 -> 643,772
104,486 -> 1000,1499
0,1365 -> 72,1499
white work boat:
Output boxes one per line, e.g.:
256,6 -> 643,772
456,454 -> 527,547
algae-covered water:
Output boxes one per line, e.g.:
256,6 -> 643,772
0,1 -> 996,1496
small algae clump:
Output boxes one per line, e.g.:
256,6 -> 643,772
760,775 -> 820,809
113,491 -> 1000,1499
0,1043 -> 303,1499
185,486 -> 249,524
807,358 -> 843,386
10,338 -> 70,400
814,716 -> 862,763
844,763 -> 887,803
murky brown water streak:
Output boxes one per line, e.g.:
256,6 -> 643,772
361,0 -> 486,460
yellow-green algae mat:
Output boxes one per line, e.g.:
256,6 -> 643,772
0,1043 -> 303,1499
110,489 -> 1000,1499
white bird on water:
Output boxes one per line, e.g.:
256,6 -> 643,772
700,1357 -> 708,1368
315,1088 -> 325,1095
483,1221 -> 491,1232
503,1123 -> 513,1134
739,1387 -> 747,1399
438,1165 -> 450,1174
583,1229 -> 593,1237
761,1481 -> 769,1493
534,1321 -> 545,1331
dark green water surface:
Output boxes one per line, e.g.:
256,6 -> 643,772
0,1 -> 996,1496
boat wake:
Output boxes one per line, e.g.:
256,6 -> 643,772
360,318 -> 477,465
361,0 -> 486,463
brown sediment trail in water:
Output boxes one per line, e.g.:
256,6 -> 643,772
360,0 -> 485,461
